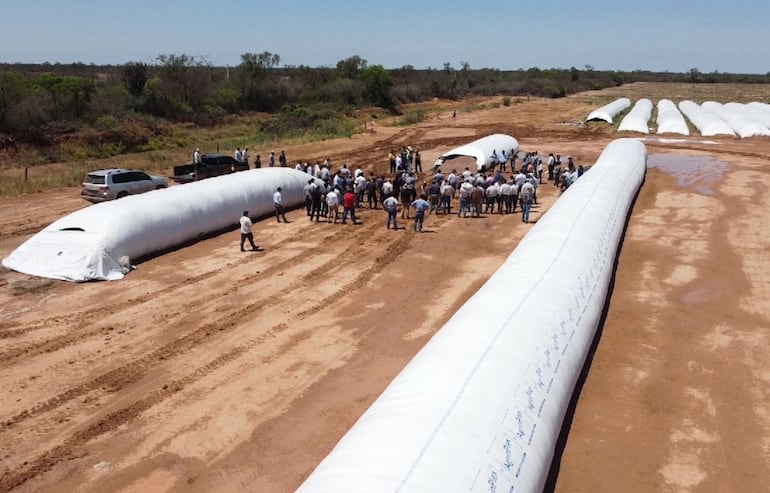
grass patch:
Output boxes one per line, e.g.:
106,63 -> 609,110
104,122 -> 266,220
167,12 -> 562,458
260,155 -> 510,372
395,109 -> 426,126
0,161 -> 96,197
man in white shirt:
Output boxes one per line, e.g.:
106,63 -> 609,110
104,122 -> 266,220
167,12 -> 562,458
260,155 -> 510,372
458,181 -> 473,218
381,178 -> 394,201
440,181 -> 455,215
273,187 -> 289,223
239,211 -> 259,251
500,181 -> 512,214
382,195 -> 399,230
193,148 -> 201,164
326,187 -> 340,223
235,148 -> 242,162
243,148 -> 250,167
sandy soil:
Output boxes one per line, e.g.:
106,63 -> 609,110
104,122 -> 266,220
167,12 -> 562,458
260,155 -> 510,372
1,89 -> 769,492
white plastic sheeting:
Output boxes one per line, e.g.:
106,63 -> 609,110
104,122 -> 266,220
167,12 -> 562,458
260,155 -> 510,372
618,98 -> 652,133
2,168 -> 316,282
678,100 -> 735,137
656,99 -> 689,135
701,101 -> 770,138
438,134 -> 519,171
297,138 -> 647,493
747,102 -> 770,127
585,97 -> 631,124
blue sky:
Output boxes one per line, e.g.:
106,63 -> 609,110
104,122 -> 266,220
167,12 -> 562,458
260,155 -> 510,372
2,0 -> 768,73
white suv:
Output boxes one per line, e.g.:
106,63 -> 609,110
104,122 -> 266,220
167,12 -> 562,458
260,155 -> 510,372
80,168 -> 167,203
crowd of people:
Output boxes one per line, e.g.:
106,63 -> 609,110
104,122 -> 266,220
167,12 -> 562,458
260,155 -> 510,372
234,145 -> 584,251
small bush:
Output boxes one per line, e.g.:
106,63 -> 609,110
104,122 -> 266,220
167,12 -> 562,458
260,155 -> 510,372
502,96 -> 511,106
396,109 -> 425,126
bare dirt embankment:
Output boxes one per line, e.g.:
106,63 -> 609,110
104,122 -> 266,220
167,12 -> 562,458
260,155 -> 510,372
1,85 -> 769,492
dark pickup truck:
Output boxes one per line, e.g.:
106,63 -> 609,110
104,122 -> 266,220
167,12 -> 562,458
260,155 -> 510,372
172,154 -> 249,183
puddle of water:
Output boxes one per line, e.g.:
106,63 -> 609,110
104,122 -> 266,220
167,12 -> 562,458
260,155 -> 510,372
647,154 -> 728,196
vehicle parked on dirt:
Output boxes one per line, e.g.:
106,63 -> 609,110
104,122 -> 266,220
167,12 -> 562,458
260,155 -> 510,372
171,154 -> 249,183
80,168 -> 167,203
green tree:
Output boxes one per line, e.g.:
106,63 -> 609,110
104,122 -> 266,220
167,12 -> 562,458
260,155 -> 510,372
35,73 -> 94,118
0,70 -> 28,130
237,51 -> 281,108
336,55 -> 367,80
122,62 -> 148,98
361,65 -> 394,108
150,54 -> 215,119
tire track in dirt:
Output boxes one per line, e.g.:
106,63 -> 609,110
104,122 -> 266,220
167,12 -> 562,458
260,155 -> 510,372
0,221 -> 403,428
0,220 -> 414,492
0,223 -> 345,362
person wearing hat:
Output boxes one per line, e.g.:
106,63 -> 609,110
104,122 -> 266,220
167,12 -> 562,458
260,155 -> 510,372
239,211 -> 259,251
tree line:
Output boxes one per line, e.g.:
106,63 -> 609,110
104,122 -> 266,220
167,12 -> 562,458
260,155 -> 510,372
1,53 -> 769,147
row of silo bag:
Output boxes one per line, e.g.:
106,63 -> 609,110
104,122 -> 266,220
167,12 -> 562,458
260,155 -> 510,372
587,98 -> 770,138
297,139 -> 647,493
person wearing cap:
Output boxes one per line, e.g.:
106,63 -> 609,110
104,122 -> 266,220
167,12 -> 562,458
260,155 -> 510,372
239,211 -> 259,251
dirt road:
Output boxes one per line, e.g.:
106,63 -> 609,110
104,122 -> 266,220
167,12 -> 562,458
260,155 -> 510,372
1,88 -> 769,492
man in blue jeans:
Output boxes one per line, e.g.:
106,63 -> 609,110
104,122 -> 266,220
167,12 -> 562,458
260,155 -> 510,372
383,195 -> 399,230
411,194 -> 431,232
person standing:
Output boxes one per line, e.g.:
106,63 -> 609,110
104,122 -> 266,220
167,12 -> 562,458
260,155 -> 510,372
388,150 -> 396,174
239,211 -> 259,251
440,180 -> 454,215
341,188 -> 359,224
381,177 -> 394,202
400,179 -> 413,219
273,187 -> 289,222
235,147 -> 243,163
428,180 -> 440,213
414,149 -> 422,173
520,180 -> 535,223
469,183 -> 484,218
279,150 -> 287,167
366,177 -> 378,209
537,156 -> 544,184
310,182 -> 323,222
458,180 -> 472,218
326,186 -> 340,223
553,154 -> 562,186
254,154 -> 262,168
303,179 -> 314,216
546,153 -> 555,181
411,194 -> 431,232
268,151 -> 275,167
510,177 -> 519,213
243,148 -> 250,167
383,194 -> 399,230
193,148 -> 201,165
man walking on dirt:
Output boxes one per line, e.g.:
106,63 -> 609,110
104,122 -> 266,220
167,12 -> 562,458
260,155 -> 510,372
239,211 -> 259,251
273,187 -> 289,223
